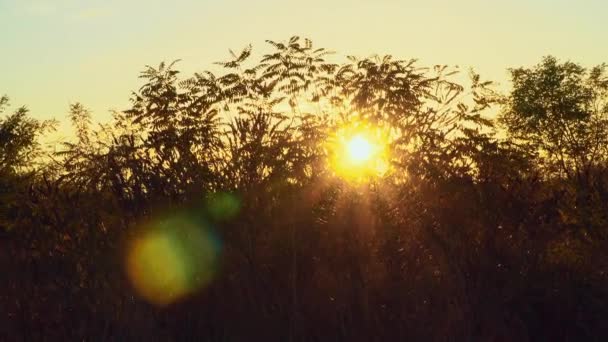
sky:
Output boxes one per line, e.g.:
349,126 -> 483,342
1,0 -> 607,132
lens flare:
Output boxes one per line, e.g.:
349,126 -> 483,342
328,122 -> 389,181
206,192 -> 241,221
126,215 -> 220,306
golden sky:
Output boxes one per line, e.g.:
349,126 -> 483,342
1,0 -> 607,133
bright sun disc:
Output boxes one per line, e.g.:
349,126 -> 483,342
328,123 -> 389,181
347,135 -> 373,164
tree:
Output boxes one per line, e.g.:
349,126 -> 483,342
500,56 -> 608,180
4,40 -> 608,340
0,96 -> 54,231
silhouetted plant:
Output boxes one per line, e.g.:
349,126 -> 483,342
2,39 -> 608,341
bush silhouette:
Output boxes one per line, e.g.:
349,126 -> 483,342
2,37 -> 608,340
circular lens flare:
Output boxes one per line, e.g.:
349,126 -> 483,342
126,215 -> 220,306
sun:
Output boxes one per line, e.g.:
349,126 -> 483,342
346,135 -> 374,165
328,123 -> 389,181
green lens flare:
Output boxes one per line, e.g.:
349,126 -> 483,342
206,192 -> 241,221
126,215 -> 220,306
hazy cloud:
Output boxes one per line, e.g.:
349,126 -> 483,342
11,0 -> 111,19
20,0 -> 58,16
75,8 -> 111,19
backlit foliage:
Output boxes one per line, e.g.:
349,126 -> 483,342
2,38 -> 608,340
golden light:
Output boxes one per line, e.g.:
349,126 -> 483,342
328,123 -> 390,181
125,215 -> 220,307
346,135 -> 374,164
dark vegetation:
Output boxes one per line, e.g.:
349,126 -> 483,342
2,37 -> 608,340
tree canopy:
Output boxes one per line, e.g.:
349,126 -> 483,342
2,37 -> 608,341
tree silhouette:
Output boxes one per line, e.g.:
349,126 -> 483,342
2,38 -> 608,340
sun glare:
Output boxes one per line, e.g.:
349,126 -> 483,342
347,135 -> 374,164
329,123 -> 389,181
